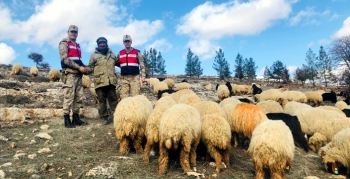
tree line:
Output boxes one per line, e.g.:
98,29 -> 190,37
27,35 -> 350,86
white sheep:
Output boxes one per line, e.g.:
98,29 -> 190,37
217,85 -> 230,100
282,90 -> 307,103
256,100 -> 284,114
153,81 -> 169,94
178,93 -> 201,105
335,101 -> 350,110
10,63 -> 23,75
163,78 -> 175,89
174,82 -> 191,91
48,69 -> 60,82
254,89 -> 283,102
304,91 -> 323,106
158,103 -> 201,175
219,97 -> 241,107
114,95 -> 153,156
170,89 -> 195,101
29,66 -> 38,77
248,120 -> 294,179
191,101 -> 227,119
319,128 -> 350,176
201,114 -> 231,172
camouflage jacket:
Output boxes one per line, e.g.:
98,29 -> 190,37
87,49 -> 120,89
58,37 -> 84,74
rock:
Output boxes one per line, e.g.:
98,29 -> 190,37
0,136 -> 8,141
0,170 -> 5,179
0,108 -> 26,121
38,148 -> 51,154
35,132 -> 52,140
1,162 -> 12,167
9,142 -> 16,148
30,140 -> 37,144
28,153 -> 37,159
13,153 -> 26,160
29,174 -> 41,179
304,176 -> 320,179
40,124 -> 49,130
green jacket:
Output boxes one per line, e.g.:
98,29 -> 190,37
87,49 -> 120,89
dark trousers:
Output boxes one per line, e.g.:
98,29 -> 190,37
95,85 -> 118,117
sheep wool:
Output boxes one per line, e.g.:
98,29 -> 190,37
163,78 -> 175,89
178,93 -> 201,105
217,85 -> 230,100
317,106 -> 346,117
335,101 -> 350,110
248,120 -> 295,179
29,66 -> 38,77
174,82 -> 191,91
10,63 -> 23,75
114,95 -> 153,156
158,103 -> 201,175
170,89 -> 195,101
256,100 -> 284,114
319,128 -> 350,176
223,103 -> 268,148
219,97 -> 241,107
201,114 -> 231,172
48,69 -> 60,82
304,91 -> 323,106
153,81 -> 168,94
192,101 -> 227,120
143,98 -> 176,163
282,90 -> 307,103
254,89 -> 283,102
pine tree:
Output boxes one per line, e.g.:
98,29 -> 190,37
269,60 -> 285,82
294,66 -> 308,86
281,66 -> 290,84
243,57 -> 257,80
142,50 -> 151,77
234,53 -> 244,81
304,48 -> 318,87
193,55 -> 203,78
212,48 -> 230,80
263,66 -> 270,81
316,46 -> 336,87
185,48 -> 195,77
156,52 -> 167,75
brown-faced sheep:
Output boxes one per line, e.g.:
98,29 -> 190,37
256,100 -> 284,114
223,103 -> 268,148
143,97 -> 177,163
248,120 -> 294,179
158,103 -> 201,175
48,69 -> 60,82
10,63 -> 23,75
114,95 -> 153,156
304,91 -> 323,106
201,114 -> 231,172
29,66 -> 38,77
217,85 -> 230,100
319,128 -> 350,176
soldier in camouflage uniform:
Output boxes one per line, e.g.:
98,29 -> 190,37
116,35 -> 146,99
58,25 -> 88,128
86,37 -> 119,125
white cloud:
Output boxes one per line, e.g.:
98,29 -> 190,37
0,43 -> 16,64
176,0 -> 293,60
289,7 -> 334,26
145,39 -> 172,52
334,16 -> 350,38
287,65 -> 298,74
0,0 -> 164,52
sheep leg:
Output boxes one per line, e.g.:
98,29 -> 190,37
180,146 -> 191,173
254,160 -> 264,179
143,140 -> 154,163
158,143 -> 169,175
222,148 -> 230,168
233,132 -> 239,148
207,144 -> 222,172
189,139 -> 200,171
119,138 -> 129,156
133,134 -> 144,154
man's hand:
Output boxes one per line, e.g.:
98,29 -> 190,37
141,76 -> 146,83
79,66 -> 86,73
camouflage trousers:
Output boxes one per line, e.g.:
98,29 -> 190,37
62,73 -> 83,115
119,74 -> 140,99
95,85 -> 118,117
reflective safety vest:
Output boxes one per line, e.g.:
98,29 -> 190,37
119,49 -> 140,75
61,41 -> 84,68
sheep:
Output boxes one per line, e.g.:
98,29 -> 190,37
322,91 -> 337,103
283,101 -> 312,116
252,84 -> 262,95
217,85 -> 230,100
319,128 -> 350,176
266,112 -> 309,152
335,101 -> 350,110
317,106 -> 346,117
219,97 -> 241,107
48,69 -> 60,82
282,90 -> 307,103
223,103 -> 268,148
254,89 -> 283,103
191,101 -> 227,119
174,82 -> 191,91
143,97 -> 177,163
256,100 -> 284,114
153,81 -> 168,94
114,95 -> 153,156
170,89 -> 195,101
10,63 -> 23,75
308,132 -> 328,153
205,83 -> 212,90
225,82 -> 233,96
158,103 -> 201,175
163,78 -> 175,89
178,93 -> 201,105
157,89 -> 176,99
201,114 -> 231,172
29,66 -> 38,77
232,84 -> 249,95
248,120 -> 294,179
304,91 -> 323,106
149,78 -> 160,89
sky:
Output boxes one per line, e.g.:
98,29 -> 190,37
0,0 -> 350,77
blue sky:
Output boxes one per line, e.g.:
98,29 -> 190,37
0,0 -> 349,77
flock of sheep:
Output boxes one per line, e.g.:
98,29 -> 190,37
9,63 -> 350,178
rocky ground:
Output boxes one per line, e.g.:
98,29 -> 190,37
0,64 -> 348,179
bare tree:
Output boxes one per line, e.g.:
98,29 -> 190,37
329,35 -> 350,70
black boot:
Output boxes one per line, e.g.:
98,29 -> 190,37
72,113 -> 88,126
64,114 -> 75,128
103,116 -> 110,125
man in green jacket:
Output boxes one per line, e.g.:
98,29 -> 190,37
86,37 -> 120,125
